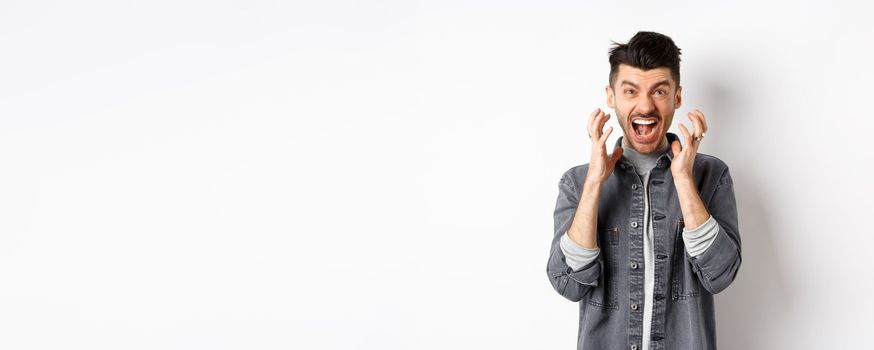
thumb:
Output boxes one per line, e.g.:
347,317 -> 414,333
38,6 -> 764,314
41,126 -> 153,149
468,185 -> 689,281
671,140 -> 682,155
610,147 -> 623,164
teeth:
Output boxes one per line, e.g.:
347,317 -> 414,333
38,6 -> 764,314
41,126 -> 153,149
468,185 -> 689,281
633,119 -> 656,125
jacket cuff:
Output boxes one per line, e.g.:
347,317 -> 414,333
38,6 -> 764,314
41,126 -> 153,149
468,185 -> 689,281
565,257 -> 601,286
687,221 -> 739,276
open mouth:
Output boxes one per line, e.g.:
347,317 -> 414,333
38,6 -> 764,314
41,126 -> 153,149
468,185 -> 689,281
632,118 -> 658,136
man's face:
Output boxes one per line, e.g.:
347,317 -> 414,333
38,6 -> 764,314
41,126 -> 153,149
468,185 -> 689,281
606,64 -> 682,154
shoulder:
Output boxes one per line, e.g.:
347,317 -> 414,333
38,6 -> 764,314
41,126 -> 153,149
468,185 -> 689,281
693,152 -> 729,169
693,152 -> 733,185
559,163 -> 591,191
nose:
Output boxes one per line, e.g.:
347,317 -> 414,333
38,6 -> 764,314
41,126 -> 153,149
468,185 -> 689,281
637,94 -> 656,115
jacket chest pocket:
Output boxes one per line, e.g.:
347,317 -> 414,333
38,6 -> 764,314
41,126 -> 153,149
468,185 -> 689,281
586,227 -> 619,309
671,220 -> 701,299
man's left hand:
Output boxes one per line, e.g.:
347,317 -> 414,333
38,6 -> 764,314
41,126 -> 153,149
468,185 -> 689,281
670,109 -> 709,180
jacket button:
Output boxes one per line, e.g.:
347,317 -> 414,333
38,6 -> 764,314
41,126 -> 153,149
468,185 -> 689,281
630,262 -> 638,269
632,184 -> 638,190
631,221 -> 639,228
631,303 -> 639,310
631,345 -> 638,350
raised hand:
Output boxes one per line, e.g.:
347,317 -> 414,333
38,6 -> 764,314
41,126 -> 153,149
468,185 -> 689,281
566,108 -> 622,249
670,109 -> 709,180
585,108 -> 623,186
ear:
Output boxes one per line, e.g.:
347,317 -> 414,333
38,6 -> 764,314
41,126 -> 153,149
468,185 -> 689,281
606,85 -> 615,108
674,84 -> 682,108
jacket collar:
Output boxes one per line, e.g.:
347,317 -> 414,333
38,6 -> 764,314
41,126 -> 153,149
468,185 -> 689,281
614,132 -> 679,167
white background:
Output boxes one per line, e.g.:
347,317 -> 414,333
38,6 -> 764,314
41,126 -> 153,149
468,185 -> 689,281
1,1 -> 872,349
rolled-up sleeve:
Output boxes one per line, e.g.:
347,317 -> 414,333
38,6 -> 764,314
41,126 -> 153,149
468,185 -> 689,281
682,215 -> 720,257
687,167 -> 742,295
547,169 -> 601,302
560,231 -> 600,271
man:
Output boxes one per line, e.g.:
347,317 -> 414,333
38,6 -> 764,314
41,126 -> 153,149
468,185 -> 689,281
546,31 -> 742,350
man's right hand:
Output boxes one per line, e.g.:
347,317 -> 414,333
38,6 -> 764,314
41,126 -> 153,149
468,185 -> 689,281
585,108 -> 623,186
565,108 -> 623,249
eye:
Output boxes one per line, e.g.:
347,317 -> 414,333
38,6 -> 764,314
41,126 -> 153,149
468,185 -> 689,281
654,89 -> 666,95
624,89 -> 635,95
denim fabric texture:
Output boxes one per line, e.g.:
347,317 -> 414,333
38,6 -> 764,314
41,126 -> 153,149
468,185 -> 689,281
547,132 -> 742,350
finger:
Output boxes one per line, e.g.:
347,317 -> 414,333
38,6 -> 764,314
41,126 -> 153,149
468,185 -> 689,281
598,113 -> 611,139
678,123 -> 700,151
692,110 -> 706,136
695,109 -> 710,135
610,147 -> 624,164
671,140 -> 682,156
678,123 -> 692,147
589,109 -> 602,139
688,112 -> 703,139
587,108 -> 601,138
599,125 -> 613,144
592,110 -> 606,140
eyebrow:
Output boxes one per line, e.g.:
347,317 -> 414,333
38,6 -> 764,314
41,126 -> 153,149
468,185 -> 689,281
619,80 -> 672,90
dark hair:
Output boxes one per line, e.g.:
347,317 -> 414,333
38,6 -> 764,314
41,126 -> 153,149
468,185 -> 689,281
608,31 -> 681,89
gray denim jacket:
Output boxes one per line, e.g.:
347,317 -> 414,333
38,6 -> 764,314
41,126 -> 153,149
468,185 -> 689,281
547,132 -> 742,350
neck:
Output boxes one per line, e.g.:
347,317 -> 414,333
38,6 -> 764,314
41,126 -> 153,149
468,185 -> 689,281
621,135 -> 670,175
621,136 -> 669,154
